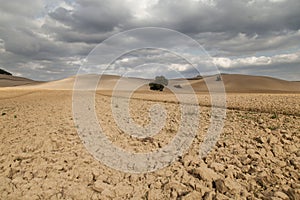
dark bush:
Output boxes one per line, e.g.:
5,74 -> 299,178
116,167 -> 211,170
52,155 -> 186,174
149,75 -> 168,91
149,82 -> 164,91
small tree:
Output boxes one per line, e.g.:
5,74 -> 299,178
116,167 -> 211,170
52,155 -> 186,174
154,76 -> 168,86
149,75 -> 169,91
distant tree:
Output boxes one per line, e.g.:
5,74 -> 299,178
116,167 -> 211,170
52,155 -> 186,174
174,84 -> 182,88
154,76 -> 168,86
196,74 -> 203,79
187,74 -> 203,80
149,75 -> 169,91
149,83 -> 164,91
216,75 -> 222,81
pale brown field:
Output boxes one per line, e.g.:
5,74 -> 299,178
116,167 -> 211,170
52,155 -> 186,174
0,74 -> 299,199
0,89 -> 299,199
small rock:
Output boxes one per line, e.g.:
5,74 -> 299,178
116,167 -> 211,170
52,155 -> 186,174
189,164 -> 221,182
182,191 -> 202,200
289,159 -> 298,168
194,182 -> 210,194
272,145 -> 283,157
249,153 -> 261,161
183,154 -> 199,167
286,188 -> 300,200
273,191 -> 289,200
114,183 -> 134,197
92,180 -> 111,193
255,136 -> 266,144
101,188 -> 116,198
235,172 -> 246,180
148,188 -> 167,199
258,148 -> 267,156
224,167 -> 238,179
241,157 -> 251,165
247,179 -> 258,191
255,176 -> 269,188
203,191 -> 215,200
272,168 -> 282,174
266,150 -> 274,158
287,145 -> 298,153
291,183 -> 300,189
11,176 -> 26,185
276,160 -> 286,168
214,179 -> 228,194
259,123 -> 267,129
215,192 -> 230,200
280,138 -> 290,144
265,128 -> 272,133
224,178 -> 242,195
165,181 -> 189,195
210,162 -> 225,172
258,118 -> 264,124
248,166 -> 256,174
247,148 -> 256,155
280,129 -> 287,134
23,171 -> 34,181
268,135 -> 278,144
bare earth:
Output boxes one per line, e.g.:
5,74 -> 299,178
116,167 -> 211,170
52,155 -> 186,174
0,75 -> 299,199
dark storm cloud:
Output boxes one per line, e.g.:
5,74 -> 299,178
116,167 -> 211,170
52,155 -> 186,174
50,0 -> 131,33
195,30 -> 300,56
0,0 -> 94,80
46,0 -> 133,43
47,0 -> 300,54
144,0 -> 300,35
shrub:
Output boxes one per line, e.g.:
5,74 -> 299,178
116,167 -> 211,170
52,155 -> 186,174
149,82 -> 164,91
154,76 -> 169,86
149,76 -> 169,91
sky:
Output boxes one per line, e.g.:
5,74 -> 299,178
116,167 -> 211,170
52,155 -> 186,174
0,0 -> 299,81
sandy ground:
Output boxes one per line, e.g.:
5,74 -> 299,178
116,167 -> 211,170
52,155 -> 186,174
0,88 -> 299,200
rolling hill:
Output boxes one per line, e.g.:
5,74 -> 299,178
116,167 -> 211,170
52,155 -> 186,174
0,73 -> 299,93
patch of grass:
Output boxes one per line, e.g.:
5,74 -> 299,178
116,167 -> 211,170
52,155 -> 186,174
270,112 -> 278,119
14,115 -> 17,119
268,126 -> 278,131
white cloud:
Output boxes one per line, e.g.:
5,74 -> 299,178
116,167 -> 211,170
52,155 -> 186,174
272,53 -> 299,63
169,63 -> 190,71
212,57 -> 232,68
213,51 -> 300,68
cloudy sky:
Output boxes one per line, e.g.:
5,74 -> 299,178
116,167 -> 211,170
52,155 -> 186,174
0,0 -> 299,81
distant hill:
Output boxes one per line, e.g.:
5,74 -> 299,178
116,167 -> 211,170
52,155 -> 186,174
0,69 -> 12,76
187,74 -> 300,93
0,73 -> 299,93
0,74 -> 39,87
